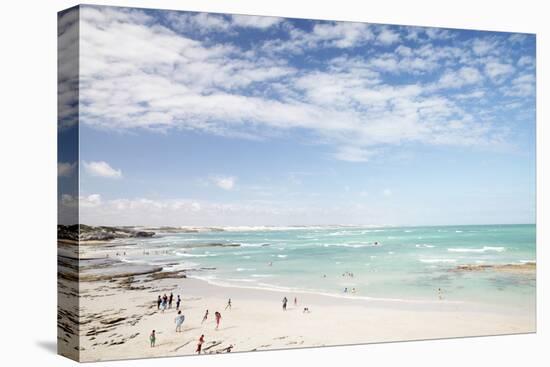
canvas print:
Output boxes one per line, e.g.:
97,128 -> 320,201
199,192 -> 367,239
57,4 -> 536,362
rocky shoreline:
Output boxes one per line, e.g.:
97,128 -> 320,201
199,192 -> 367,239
451,262 -> 536,274
58,224 -> 155,242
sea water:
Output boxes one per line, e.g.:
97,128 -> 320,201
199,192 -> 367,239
119,224 -> 535,309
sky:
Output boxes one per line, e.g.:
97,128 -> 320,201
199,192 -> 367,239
58,5 -> 536,227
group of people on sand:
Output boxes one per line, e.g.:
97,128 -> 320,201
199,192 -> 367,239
343,287 -> 357,294
157,293 -> 181,312
150,296 -> 230,354
201,309 -> 223,329
282,296 -> 310,313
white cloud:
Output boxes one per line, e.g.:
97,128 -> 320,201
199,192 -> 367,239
503,74 -> 535,97
334,147 -> 377,162
60,194 -> 102,208
231,15 -> 282,29
484,61 -> 515,82
377,27 -> 400,45
166,12 -> 232,34
383,189 -> 392,197
472,39 -> 498,56
77,6 -> 525,165
212,176 -> 236,190
80,194 -> 102,208
83,160 -> 122,179
262,21 -> 375,53
312,22 -> 374,48
437,66 -> 483,89
456,90 -> 486,100
517,56 -> 535,68
58,162 -> 76,177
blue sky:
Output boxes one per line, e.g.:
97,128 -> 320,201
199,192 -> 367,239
60,5 -> 536,226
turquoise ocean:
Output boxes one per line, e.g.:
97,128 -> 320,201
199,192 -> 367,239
118,224 -> 535,309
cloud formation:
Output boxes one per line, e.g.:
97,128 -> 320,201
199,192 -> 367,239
78,6 -> 535,164
212,176 -> 237,190
83,160 -> 122,179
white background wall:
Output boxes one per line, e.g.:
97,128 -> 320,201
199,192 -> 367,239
0,0 -> 547,366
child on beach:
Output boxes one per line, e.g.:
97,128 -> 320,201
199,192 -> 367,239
201,309 -> 209,324
196,335 -> 205,354
215,311 -> 222,329
225,298 -> 232,310
282,297 -> 288,311
175,310 -> 185,332
176,295 -> 181,310
149,330 -> 156,347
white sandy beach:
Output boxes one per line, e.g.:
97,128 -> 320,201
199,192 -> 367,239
71,272 -> 535,362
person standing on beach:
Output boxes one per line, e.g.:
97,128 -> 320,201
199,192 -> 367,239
282,297 -> 288,311
176,295 -> 181,310
215,311 -> 222,329
225,298 -> 232,310
175,310 -> 185,332
196,335 -> 205,354
161,297 -> 167,312
157,295 -> 162,310
149,330 -> 156,347
294,297 -> 297,307
202,309 -> 209,324
438,288 -> 443,300
169,292 -> 174,309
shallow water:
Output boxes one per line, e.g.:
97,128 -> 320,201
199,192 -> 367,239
118,224 -> 536,309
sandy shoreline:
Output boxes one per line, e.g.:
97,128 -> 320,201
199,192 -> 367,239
63,271 -> 535,362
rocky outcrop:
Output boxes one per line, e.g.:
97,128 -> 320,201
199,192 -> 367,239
451,262 -> 536,274
58,224 -> 155,242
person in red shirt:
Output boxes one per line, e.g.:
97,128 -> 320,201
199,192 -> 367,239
196,334 -> 205,354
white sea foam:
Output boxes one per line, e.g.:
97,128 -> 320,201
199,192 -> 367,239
224,278 -> 257,283
277,254 -> 288,258
447,246 -> 505,253
175,252 -> 218,258
239,243 -> 271,247
322,243 -> 379,248
415,244 -> 435,248
119,258 -> 147,264
236,267 -> 256,272
419,259 -> 457,263
188,275 -> 460,305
